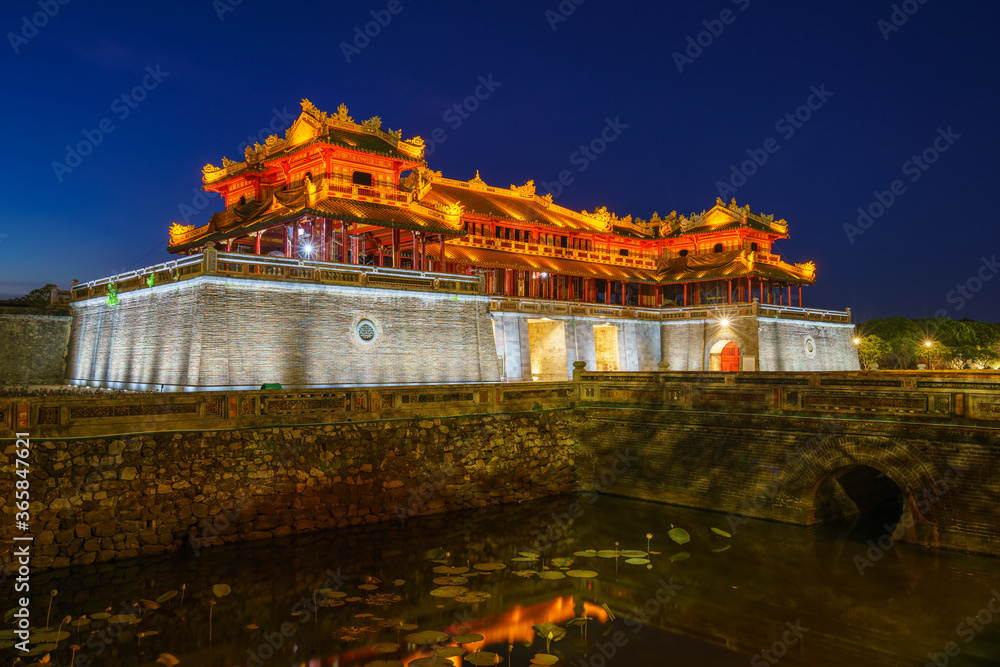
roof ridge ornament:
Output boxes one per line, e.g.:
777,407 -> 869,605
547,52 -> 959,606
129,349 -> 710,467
510,180 -> 535,197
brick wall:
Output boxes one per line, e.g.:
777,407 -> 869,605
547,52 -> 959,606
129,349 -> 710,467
2,412 -> 582,570
0,307 -> 72,385
578,409 -> 1000,555
66,277 -> 500,389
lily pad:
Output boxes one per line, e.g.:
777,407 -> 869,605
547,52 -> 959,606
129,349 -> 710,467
157,654 -> 180,667
453,633 -> 485,644
432,565 -> 469,575
465,651 -> 503,665
596,550 -> 621,558
434,646 -> 467,657
429,586 -> 468,598
411,658 -> 454,667
519,551 -> 540,558
668,527 -> 690,545
25,643 -> 57,656
425,548 -> 447,560
533,622 -> 566,641
619,550 -> 648,558
551,557 -> 574,567
155,591 -> 178,604
374,642 -> 401,653
358,584 -> 379,591
538,571 -> 566,580
473,562 -> 506,571
433,576 -> 469,585
364,661 -> 404,667
454,591 -> 492,604
711,527 -> 733,538
532,655 -> 560,665
712,545 -> 732,553
669,552 -> 691,562
573,549 -> 598,557
625,558 -> 651,565
405,630 -> 450,645
212,583 -> 232,597
566,570 -> 598,578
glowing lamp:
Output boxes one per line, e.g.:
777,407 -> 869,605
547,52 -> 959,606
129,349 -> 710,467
719,318 -> 730,328
925,340 -> 932,348
853,338 -> 861,345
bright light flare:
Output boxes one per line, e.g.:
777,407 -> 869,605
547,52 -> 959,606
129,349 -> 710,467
301,243 -> 314,257
854,338 -> 861,345
719,318 -> 730,328
925,340 -> 933,347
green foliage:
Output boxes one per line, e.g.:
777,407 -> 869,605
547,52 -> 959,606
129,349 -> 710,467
107,283 -> 119,307
856,335 -> 891,369
15,284 -> 57,308
146,273 -> 156,288
532,401 -> 544,411
861,317 -> 1000,369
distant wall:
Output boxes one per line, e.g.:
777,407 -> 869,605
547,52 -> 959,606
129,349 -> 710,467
66,277 -> 500,390
0,307 -> 72,385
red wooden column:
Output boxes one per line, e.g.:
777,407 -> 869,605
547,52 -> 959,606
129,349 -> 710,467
419,234 -> 426,271
391,228 -> 400,267
439,235 -> 446,273
284,225 -> 291,258
727,279 -> 732,304
787,285 -> 792,307
254,232 -> 261,256
683,283 -> 688,307
799,285 -> 803,307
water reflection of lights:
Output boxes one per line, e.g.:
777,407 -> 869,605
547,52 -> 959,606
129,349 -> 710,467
328,596 -> 609,665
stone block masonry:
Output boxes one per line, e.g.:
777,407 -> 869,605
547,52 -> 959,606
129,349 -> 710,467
578,408 -> 1000,556
1,412 -> 583,570
0,306 -> 72,385
66,277 -> 500,390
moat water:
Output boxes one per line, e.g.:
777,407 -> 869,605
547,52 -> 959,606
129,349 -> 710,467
4,495 -> 999,667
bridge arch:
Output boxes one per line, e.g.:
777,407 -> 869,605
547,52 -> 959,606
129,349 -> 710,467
771,434 -> 945,547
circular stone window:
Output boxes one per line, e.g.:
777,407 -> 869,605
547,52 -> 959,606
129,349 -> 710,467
356,319 -> 377,344
804,336 -> 816,358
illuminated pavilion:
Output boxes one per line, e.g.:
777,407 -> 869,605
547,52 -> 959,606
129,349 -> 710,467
65,100 -> 857,391
170,100 -> 817,316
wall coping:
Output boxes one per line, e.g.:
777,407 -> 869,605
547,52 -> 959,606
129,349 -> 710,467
5,370 -> 1000,438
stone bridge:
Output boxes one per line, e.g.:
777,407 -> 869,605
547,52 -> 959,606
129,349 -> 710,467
1,370 -> 997,570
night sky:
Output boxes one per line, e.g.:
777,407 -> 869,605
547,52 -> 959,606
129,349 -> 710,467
3,0 -> 998,321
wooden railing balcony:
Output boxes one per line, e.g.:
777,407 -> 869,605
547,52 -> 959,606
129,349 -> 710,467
452,234 -> 660,268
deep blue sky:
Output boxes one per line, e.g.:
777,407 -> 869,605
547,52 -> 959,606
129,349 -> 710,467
2,0 -> 998,321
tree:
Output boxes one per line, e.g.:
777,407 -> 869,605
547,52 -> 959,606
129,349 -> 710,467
20,284 -> 56,308
857,335 -> 891,370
